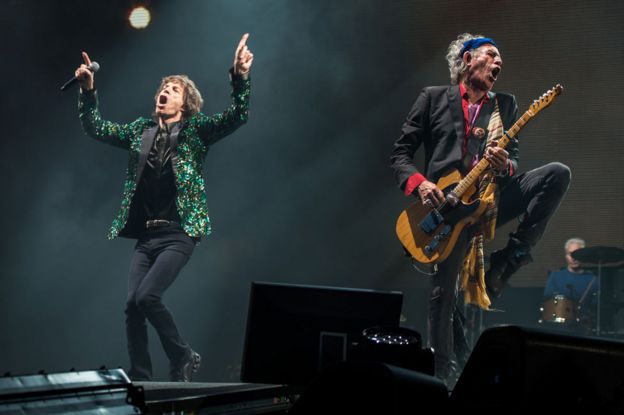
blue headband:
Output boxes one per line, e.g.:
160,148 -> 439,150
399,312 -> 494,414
459,37 -> 497,57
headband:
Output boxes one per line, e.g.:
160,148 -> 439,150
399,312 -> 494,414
459,37 -> 497,57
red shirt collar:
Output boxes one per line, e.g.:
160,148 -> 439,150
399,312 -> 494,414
459,82 -> 490,103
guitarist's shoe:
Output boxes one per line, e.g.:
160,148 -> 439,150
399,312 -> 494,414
485,245 -> 533,299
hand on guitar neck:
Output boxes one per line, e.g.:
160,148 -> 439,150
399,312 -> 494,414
484,140 -> 510,174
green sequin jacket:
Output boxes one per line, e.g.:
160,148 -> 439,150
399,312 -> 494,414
78,74 -> 250,239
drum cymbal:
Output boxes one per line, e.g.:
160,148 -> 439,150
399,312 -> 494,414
571,246 -> 624,264
583,262 -> 624,271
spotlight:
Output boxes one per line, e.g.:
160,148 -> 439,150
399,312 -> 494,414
129,6 -> 151,29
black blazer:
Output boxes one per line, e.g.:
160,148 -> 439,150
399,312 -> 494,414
391,85 -> 519,191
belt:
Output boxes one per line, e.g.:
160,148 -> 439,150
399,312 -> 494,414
146,219 -> 174,228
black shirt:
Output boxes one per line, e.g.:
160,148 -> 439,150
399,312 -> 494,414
138,121 -> 181,222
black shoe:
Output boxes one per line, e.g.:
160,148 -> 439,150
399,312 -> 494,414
485,249 -> 509,298
170,350 -> 201,382
485,246 -> 533,299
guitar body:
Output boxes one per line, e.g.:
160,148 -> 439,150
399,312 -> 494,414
396,170 -> 488,264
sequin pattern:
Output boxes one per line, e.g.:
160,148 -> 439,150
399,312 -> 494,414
78,75 -> 251,239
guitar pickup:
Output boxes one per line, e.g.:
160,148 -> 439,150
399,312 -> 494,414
419,209 -> 444,234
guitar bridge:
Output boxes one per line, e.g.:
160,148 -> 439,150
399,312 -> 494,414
424,224 -> 452,256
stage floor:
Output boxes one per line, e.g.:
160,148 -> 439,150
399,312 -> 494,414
134,381 -> 294,414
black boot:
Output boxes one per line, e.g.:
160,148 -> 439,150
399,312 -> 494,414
485,239 -> 533,298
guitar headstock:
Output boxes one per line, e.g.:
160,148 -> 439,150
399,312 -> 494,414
529,84 -> 563,115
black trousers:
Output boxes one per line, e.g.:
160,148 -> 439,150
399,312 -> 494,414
429,162 -> 571,381
125,223 -> 196,381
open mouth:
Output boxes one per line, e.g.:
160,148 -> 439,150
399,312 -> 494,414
491,67 -> 500,80
158,95 -> 168,105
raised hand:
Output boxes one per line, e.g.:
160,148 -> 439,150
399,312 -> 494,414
233,33 -> 254,75
75,51 -> 95,91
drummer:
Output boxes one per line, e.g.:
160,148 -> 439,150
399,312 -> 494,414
543,238 -> 598,314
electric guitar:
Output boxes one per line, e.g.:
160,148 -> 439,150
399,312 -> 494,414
396,84 -> 563,264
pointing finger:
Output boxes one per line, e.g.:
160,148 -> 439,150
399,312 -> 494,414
82,51 -> 92,66
236,33 -> 249,55
238,33 -> 249,48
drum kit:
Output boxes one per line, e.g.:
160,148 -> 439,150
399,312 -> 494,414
539,246 -> 624,335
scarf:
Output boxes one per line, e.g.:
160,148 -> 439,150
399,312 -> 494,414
459,99 -> 504,310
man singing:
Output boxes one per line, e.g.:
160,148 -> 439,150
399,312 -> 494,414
75,34 -> 253,382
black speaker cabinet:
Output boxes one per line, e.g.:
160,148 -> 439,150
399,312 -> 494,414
451,325 -> 624,414
241,281 -> 403,387
288,361 -> 448,415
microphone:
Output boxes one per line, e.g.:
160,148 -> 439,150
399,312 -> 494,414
60,61 -> 100,91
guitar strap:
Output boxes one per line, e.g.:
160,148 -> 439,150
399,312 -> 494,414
460,99 -> 504,310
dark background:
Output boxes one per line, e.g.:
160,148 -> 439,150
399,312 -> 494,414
1,0 -> 623,381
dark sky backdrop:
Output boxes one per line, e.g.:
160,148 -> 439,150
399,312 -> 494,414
1,0 -> 623,381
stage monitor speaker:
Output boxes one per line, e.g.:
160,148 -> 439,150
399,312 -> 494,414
451,325 -> 624,414
0,368 -> 145,414
241,281 -> 403,388
288,361 -> 448,415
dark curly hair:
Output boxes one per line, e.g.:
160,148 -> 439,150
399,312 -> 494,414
154,74 -> 204,117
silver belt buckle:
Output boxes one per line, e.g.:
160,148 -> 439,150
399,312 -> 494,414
146,219 -> 170,228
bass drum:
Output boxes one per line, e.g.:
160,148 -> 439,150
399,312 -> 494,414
539,295 -> 578,324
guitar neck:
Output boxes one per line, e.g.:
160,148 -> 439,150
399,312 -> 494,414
452,108 -> 535,198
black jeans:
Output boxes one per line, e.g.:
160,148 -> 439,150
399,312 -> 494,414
429,162 -> 571,380
125,223 -> 196,381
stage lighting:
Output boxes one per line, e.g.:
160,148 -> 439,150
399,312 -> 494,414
351,326 -> 435,375
129,6 -> 151,29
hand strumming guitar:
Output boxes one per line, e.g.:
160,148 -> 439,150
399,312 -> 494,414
417,180 -> 445,208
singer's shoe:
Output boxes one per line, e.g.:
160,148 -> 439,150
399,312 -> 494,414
170,350 -> 201,382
